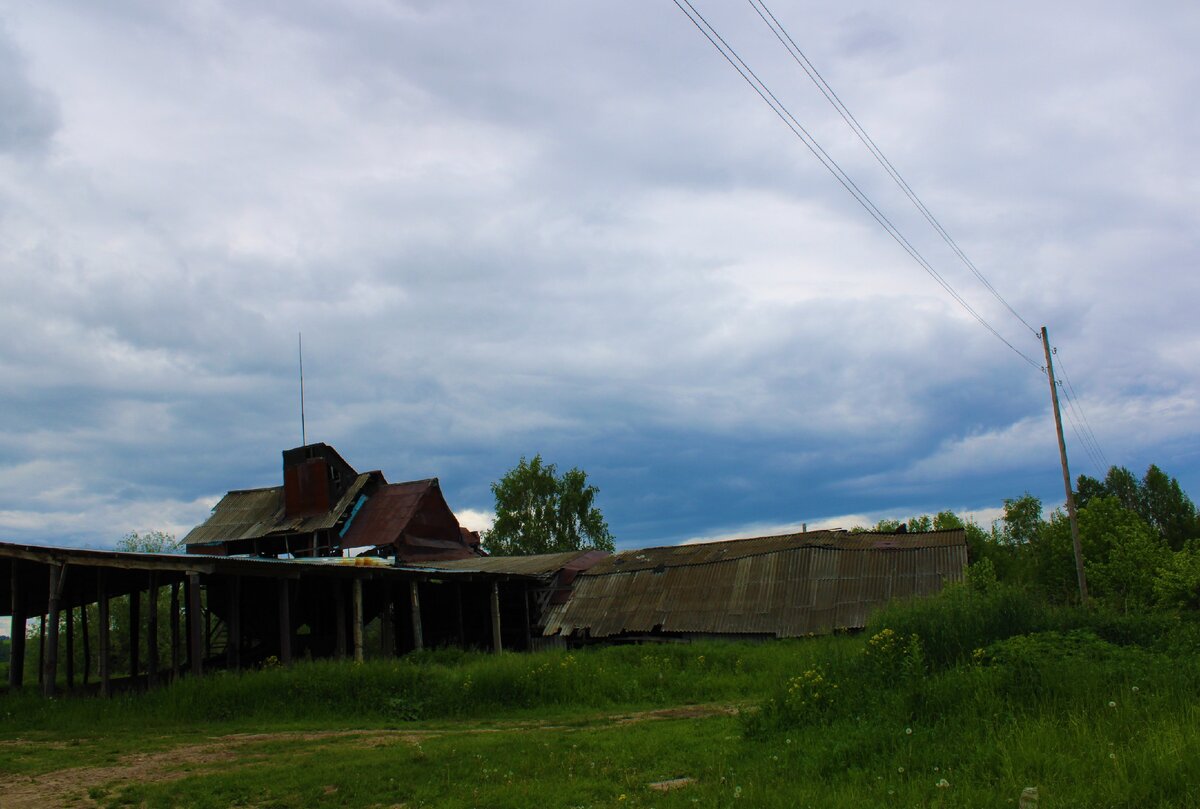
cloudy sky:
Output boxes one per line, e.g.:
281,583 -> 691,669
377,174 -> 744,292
1,0 -> 1197,552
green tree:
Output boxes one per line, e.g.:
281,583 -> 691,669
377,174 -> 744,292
117,530 -> 184,553
483,455 -> 614,556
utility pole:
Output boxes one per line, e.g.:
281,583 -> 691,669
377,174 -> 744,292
1042,326 -> 1088,603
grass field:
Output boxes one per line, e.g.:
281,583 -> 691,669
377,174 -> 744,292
2,586 -> 1198,808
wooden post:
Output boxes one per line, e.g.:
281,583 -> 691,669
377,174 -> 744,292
65,604 -> 75,689
227,576 -> 241,671
129,586 -> 141,683
352,578 -> 364,663
38,614 -> 44,688
409,580 -> 424,652
98,570 -> 110,697
1042,326 -> 1089,603
187,573 -> 202,676
490,581 -> 502,654
147,573 -> 160,688
44,564 -> 62,698
170,582 -> 180,681
80,601 -> 90,686
334,580 -> 347,661
204,601 -> 212,660
455,583 -> 465,648
379,580 -> 394,657
523,583 -> 533,651
277,578 -> 292,666
9,562 -> 26,689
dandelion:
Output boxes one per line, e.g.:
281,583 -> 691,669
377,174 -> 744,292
897,766 -> 905,774
618,795 -> 626,802
905,727 -> 913,735
1132,686 -> 1140,693
1109,752 -> 1116,760
734,785 -> 743,799
1108,701 -> 1117,708
936,778 -> 950,789
786,738 -> 792,745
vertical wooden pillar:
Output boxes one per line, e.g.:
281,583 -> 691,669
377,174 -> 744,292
65,604 -> 75,689
277,578 -> 292,666
98,570 -> 110,698
455,583 -> 466,648
44,564 -> 62,698
334,580 -> 347,661
523,584 -> 533,651
187,573 -> 202,677
204,603 -> 212,660
147,573 -> 160,688
169,582 -> 180,681
129,587 -> 141,682
379,581 -> 394,657
9,562 -> 26,689
37,615 -> 45,687
409,580 -> 424,652
352,578 -> 364,663
227,576 -> 241,671
490,581 -> 502,654
80,601 -> 90,686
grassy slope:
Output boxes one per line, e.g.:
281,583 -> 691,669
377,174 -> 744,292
2,588 -> 1199,808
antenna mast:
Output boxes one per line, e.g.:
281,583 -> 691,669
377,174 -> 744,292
298,332 -> 307,447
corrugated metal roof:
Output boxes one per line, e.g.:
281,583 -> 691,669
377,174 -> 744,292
338,479 -> 436,549
409,549 -> 608,577
183,472 -> 376,545
542,530 -> 967,639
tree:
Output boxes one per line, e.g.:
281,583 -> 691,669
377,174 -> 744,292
117,530 -> 184,553
482,455 -> 614,556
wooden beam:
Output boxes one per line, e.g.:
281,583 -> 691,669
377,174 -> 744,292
8,562 -> 26,690
169,582 -> 180,682
129,585 -> 141,683
277,578 -> 292,666
490,581 -> 502,654
187,573 -> 202,677
352,578 -> 364,663
227,576 -> 241,671
44,564 -> 62,697
147,573 -> 160,688
410,580 -> 424,652
334,580 -> 346,661
80,599 -> 90,686
65,604 -> 75,690
98,570 -> 110,698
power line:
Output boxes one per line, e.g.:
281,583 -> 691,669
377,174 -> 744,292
1055,352 -> 1109,470
1059,384 -> 1106,476
670,0 -> 1042,370
746,0 -> 1040,339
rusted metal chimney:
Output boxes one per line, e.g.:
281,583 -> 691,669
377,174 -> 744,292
282,443 -> 356,518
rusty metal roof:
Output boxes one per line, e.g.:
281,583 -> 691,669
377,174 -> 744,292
183,472 -> 377,545
409,549 -> 609,577
338,479 -> 439,549
542,530 -> 967,639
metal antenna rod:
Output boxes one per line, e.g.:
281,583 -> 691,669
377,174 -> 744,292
298,332 -> 307,447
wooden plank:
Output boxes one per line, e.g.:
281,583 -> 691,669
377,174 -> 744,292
169,582 -> 180,682
98,569 -> 110,697
65,604 -> 75,689
80,600 -> 90,686
8,562 -> 25,690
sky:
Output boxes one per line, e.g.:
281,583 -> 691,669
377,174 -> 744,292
1,0 -> 1198,554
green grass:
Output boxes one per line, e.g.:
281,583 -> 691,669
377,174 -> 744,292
3,588 -> 1199,808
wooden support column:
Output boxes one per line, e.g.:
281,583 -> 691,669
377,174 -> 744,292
277,578 -> 292,666
37,615 -> 45,688
129,586 -> 141,683
65,604 -> 75,689
455,583 -> 465,648
44,564 -> 62,698
490,581 -> 502,654
379,580 -> 394,657
227,576 -> 241,671
334,580 -> 347,661
9,562 -> 26,690
187,573 -> 202,677
80,601 -> 90,686
147,573 -> 160,688
352,578 -> 364,663
409,580 -> 424,652
169,582 -> 180,681
523,584 -> 533,651
98,570 -> 110,698
204,603 -> 212,660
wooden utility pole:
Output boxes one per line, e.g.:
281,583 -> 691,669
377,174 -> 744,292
1042,326 -> 1089,603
